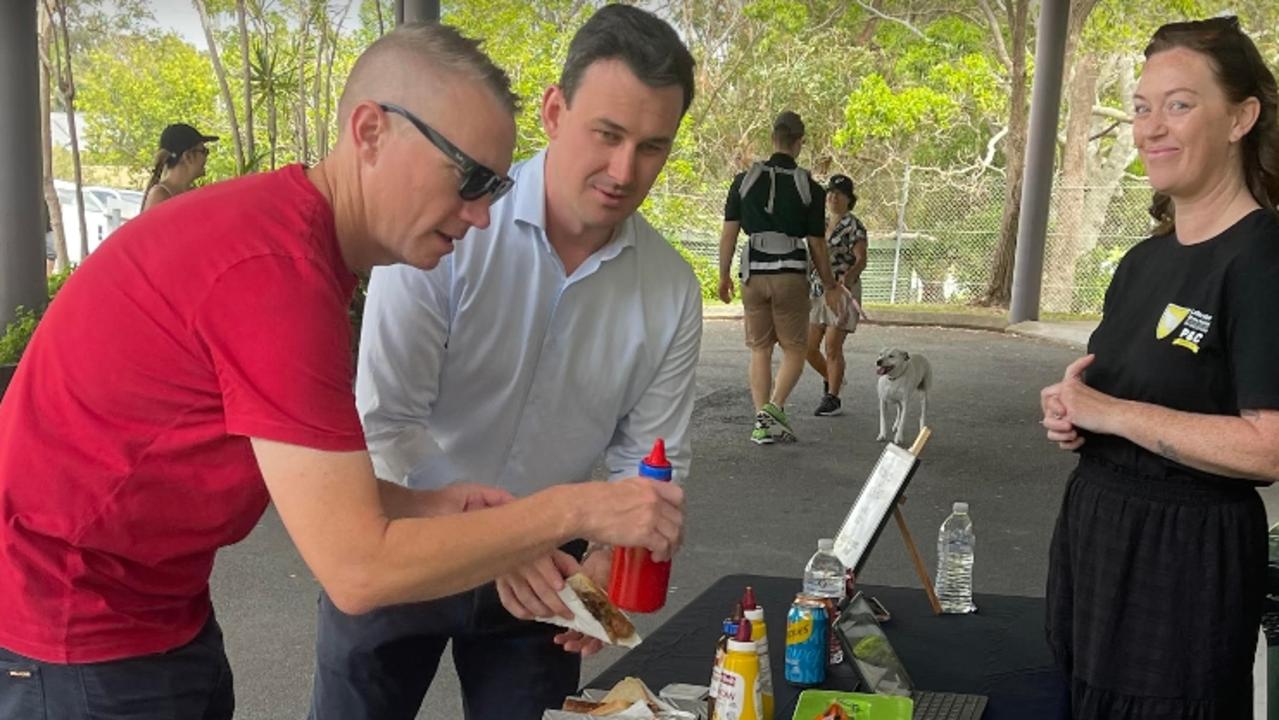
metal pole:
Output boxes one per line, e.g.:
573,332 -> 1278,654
1009,0 -> 1070,323
401,0 -> 440,23
0,3 -> 46,330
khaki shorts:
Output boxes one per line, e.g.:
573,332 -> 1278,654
810,281 -> 862,333
742,273 -> 810,350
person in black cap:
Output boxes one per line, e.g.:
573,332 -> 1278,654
806,173 -> 868,416
141,123 -> 218,212
718,109 -> 846,445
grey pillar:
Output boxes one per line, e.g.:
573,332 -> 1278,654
0,3 -> 45,330
1009,0 -> 1070,323
400,0 -> 440,23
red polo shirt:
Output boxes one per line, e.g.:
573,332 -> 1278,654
0,165 -> 367,663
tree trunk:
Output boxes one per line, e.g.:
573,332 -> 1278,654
237,0 -> 254,171
52,0 -> 87,261
310,16 -> 327,163
267,90 -> 277,170
194,0 -> 245,174
981,0 -> 1030,307
1043,51 -> 1100,312
889,161 -> 913,304
294,8 -> 312,165
37,5 -> 67,272
1065,56 -> 1138,312
321,20 -> 341,155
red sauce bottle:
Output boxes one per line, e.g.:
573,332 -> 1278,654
607,439 -> 674,612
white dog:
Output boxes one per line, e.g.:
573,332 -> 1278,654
876,348 -> 932,444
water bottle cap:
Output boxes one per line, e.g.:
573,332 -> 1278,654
723,619 -> 740,636
953,502 -> 969,514
817,538 -> 835,552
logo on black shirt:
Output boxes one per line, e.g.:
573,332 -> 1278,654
1156,303 -> 1213,353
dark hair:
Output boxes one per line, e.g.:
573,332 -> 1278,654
1143,16 -> 1279,233
558,4 -> 696,115
143,148 -> 182,198
772,110 -> 805,148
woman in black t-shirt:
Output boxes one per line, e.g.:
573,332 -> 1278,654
1040,17 -> 1279,719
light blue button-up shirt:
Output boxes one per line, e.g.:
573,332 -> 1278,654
355,150 -> 702,497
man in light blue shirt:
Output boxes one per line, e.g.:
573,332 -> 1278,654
309,7 -> 701,720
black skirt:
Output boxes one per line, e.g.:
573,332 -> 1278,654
1046,455 -> 1267,720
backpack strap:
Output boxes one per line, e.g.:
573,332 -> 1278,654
739,161 -> 812,215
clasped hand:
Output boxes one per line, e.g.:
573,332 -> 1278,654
1040,354 -> 1119,450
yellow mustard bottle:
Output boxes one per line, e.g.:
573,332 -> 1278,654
714,618 -> 762,720
743,605 -> 774,720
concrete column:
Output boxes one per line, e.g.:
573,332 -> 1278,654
400,0 -> 440,23
0,3 -> 46,330
1009,0 -> 1070,323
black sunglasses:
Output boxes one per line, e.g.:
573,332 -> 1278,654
379,103 -> 514,203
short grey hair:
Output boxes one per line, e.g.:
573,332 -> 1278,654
339,23 -> 519,124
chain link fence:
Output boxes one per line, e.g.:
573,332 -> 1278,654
646,170 -> 1158,315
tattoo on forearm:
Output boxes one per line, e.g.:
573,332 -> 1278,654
1156,440 -> 1180,462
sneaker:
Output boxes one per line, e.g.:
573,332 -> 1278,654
751,411 -> 775,445
761,402 -> 796,442
815,393 -> 842,417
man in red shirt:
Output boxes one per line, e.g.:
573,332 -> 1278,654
0,24 -> 684,720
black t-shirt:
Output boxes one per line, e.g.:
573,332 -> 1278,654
1082,208 -> 1279,479
723,153 -> 825,238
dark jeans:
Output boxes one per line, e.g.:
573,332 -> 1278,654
0,614 -> 234,720
310,542 -> 587,720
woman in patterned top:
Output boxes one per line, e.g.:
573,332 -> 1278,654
806,174 -> 867,416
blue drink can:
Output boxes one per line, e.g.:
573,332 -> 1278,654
784,594 -> 828,686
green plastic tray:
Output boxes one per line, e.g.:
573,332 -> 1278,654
790,689 -> 914,720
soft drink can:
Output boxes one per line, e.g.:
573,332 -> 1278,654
784,594 -> 827,686
811,595 -> 844,666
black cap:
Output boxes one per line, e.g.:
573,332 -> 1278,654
828,174 -> 855,199
159,123 -> 218,156
773,111 -> 805,138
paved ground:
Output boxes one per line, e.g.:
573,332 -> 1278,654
209,319 -> 1273,718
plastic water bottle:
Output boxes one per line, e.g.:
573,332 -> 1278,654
802,539 -> 845,598
935,502 -> 977,614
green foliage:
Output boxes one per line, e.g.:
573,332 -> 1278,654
77,33 -> 221,185
835,74 -> 960,153
59,0 -> 1279,316
674,243 -> 722,302
0,267 -> 74,366
743,0 -> 809,33
0,309 -> 39,366
442,1 -> 593,160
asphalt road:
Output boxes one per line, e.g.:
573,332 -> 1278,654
208,320 -> 1145,718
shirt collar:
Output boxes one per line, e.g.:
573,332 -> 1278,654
511,148 -> 549,231
767,152 -> 798,169
509,147 -> 638,259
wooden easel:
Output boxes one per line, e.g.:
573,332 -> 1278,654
892,427 -> 944,615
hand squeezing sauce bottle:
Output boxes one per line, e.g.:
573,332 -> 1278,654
607,438 -> 673,613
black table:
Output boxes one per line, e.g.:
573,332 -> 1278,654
588,574 -> 1067,720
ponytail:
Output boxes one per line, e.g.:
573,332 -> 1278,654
143,149 -> 176,198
